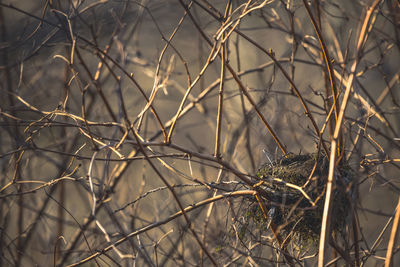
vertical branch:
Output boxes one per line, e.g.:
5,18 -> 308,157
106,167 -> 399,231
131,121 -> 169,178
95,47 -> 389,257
214,1 -> 231,158
352,212 -> 360,266
318,142 -> 336,267
385,195 -> 400,267
318,1 -> 382,266
214,52 -> 224,157
15,154 -> 23,267
55,55 -> 69,264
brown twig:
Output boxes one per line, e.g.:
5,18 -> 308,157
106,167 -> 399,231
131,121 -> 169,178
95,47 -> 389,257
318,1 -> 383,266
65,190 -> 257,267
385,195 -> 400,267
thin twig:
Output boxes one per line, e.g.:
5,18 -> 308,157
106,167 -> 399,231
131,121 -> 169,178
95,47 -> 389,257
385,195 -> 400,267
318,1 -> 382,266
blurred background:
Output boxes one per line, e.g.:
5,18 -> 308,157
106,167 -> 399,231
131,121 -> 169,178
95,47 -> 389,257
0,0 -> 399,266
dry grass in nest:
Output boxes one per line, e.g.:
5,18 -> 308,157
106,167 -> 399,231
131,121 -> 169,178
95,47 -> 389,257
244,153 -> 354,247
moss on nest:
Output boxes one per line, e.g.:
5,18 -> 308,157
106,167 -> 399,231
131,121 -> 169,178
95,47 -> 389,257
250,153 -> 353,246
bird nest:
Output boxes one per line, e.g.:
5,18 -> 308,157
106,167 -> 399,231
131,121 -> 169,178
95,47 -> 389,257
246,153 -> 353,247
